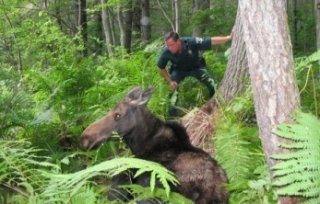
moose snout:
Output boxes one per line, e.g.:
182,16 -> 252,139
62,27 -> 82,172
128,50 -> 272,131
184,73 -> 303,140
80,134 -> 92,150
80,132 -> 111,150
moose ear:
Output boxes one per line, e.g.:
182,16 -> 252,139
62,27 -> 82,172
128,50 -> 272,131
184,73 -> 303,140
127,87 -> 153,105
138,88 -> 153,105
126,86 -> 143,101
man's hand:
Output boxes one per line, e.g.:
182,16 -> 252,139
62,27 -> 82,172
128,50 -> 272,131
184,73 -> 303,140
159,69 -> 178,90
170,81 -> 178,90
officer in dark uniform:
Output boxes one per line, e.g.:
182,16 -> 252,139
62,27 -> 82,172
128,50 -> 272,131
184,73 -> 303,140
157,31 -> 233,117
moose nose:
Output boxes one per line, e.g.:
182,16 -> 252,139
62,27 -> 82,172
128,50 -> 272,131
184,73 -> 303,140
80,134 -> 91,150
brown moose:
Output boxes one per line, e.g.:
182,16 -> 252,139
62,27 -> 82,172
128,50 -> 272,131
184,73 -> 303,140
80,87 -> 228,204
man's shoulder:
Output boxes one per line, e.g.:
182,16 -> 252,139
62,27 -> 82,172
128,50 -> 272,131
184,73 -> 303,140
181,36 -> 207,46
180,37 -> 194,42
182,36 -> 211,50
159,47 -> 171,58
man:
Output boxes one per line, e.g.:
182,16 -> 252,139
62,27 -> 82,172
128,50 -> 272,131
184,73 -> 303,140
157,31 -> 233,117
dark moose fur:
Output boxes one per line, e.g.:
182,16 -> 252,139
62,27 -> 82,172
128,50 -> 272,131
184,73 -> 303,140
80,87 -> 228,204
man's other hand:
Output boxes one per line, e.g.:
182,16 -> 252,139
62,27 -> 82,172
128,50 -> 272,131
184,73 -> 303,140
170,81 -> 178,90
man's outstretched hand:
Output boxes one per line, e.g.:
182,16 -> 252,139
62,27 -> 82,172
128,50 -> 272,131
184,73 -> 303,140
170,81 -> 178,91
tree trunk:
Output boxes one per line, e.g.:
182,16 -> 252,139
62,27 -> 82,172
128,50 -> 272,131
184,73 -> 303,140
173,0 -> 180,33
54,0 -> 63,31
291,0 -> 298,50
108,9 -> 116,45
43,0 -> 48,8
93,0 -> 103,55
123,0 -> 133,52
101,0 -> 114,56
192,0 -> 210,36
117,4 -> 125,48
141,0 -> 151,45
315,0 -> 320,50
239,1 -> 301,203
117,1 -> 133,52
132,0 -> 142,46
219,7 -> 249,104
77,0 -> 88,56
1,0 -> 23,77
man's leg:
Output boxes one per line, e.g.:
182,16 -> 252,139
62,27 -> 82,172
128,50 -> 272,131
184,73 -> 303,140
192,68 -> 216,98
168,70 -> 185,118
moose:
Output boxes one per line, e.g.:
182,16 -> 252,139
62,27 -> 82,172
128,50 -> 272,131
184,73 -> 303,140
80,87 -> 228,204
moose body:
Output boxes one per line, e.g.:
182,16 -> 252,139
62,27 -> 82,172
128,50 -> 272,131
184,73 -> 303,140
80,87 -> 228,204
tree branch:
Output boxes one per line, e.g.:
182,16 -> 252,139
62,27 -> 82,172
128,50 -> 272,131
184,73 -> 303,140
156,0 -> 175,32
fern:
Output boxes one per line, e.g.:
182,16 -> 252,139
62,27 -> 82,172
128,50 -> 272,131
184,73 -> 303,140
121,184 -> 193,204
295,50 -> 320,71
41,157 -> 179,202
294,51 -> 320,118
0,84 -> 35,137
69,185 -> 98,204
227,163 -> 276,204
213,93 -> 277,203
0,139 -> 59,202
271,111 -> 320,202
214,116 -> 262,183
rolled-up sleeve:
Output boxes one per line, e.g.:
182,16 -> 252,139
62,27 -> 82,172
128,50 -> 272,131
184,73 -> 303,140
186,37 -> 212,50
196,37 -> 212,50
157,49 -> 168,69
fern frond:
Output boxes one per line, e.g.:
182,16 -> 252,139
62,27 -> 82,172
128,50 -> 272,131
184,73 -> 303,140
214,119 -> 261,183
271,111 -> 320,202
296,50 -> 320,71
41,157 -> 178,200
122,184 -> 193,204
0,139 -> 59,202
69,185 -> 97,204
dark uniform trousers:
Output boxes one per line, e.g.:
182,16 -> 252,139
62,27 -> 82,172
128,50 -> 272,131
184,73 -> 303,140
169,67 -> 215,117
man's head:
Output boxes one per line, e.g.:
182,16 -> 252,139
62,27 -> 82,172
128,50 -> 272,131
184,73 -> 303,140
165,31 -> 181,54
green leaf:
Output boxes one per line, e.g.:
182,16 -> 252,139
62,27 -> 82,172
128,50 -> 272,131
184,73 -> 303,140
271,111 -> 320,202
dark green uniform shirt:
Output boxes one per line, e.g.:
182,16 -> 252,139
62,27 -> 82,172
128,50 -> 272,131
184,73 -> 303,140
157,37 -> 212,71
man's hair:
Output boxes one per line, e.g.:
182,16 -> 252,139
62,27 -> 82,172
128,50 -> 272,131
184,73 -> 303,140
165,31 -> 180,41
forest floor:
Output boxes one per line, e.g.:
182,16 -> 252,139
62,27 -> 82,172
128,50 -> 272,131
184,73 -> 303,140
181,97 -> 222,155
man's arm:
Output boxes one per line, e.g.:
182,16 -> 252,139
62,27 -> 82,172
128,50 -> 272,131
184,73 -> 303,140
159,69 -> 178,90
211,35 -> 232,45
211,26 -> 235,45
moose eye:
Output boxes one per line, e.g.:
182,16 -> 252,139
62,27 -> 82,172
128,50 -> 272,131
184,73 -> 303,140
113,113 -> 121,121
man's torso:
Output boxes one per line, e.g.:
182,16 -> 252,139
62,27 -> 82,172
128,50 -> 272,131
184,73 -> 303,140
157,37 -> 211,71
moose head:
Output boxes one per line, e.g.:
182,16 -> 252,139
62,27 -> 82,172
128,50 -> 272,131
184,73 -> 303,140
80,87 -> 154,150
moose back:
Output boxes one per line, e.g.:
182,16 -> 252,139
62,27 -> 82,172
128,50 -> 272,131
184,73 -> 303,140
80,87 -> 228,204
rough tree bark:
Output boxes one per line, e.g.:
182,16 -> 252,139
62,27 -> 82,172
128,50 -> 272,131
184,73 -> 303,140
219,7 -> 249,104
116,0 -> 133,52
290,0 -> 298,49
108,9 -> 116,45
94,0 -> 104,55
141,0 -> 151,45
123,0 -> 133,52
239,1 -> 301,203
132,0 -> 141,44
101,0 -> 114,56
173,0 -> 180,33
315,0 -> 320,50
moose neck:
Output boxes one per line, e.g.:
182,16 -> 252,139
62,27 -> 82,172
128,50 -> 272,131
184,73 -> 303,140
123,105 -> 164,157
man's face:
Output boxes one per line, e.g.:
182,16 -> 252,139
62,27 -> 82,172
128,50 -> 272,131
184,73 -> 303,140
165,38 -> 181,54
